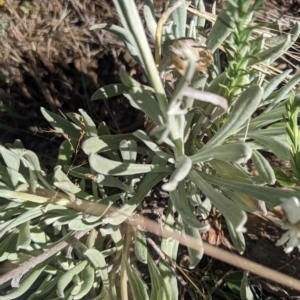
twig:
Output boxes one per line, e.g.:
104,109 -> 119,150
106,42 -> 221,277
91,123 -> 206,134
0,229 -> 89,286
146,235 -> 187,286
155,2 -> 182,67
3,191 -> 300,292
129,212 -> 300,292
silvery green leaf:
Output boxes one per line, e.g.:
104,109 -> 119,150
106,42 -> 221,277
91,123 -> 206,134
265,31 -> 288,46
73,265 -> 94,299
98,129 -> 121,161
265,72 -> 300,113
97,121 -> 110,136
120,68 -> 153,91
67,112 -> 84,128
222,188 -> 256,213
16,221 -> 31,250
2,258 -> 52,299
170,0 -> 186,38
30,227 -> 50,244
124,87 -> 164,126
192,74 -> 208,90
161,23 -> 175,56
82,214 -> 101,223
264,89 -> 293,106
197,198 -> 212,219
0,146 -> 20,187
206,1 -> 238,52
124,259 -> 149,300
246,105 -> 285,131
207,71 -> 228,95
199,172 -> 300,206
252,149 -> 276,184
111,227 -> 123,255
120,140 -> 137,163
150,124 -> 174,147
58,140 -> 73,166
248,134 -> 290,160
238,126 -> 286,139
263,69 -> 292,101
189,170 -> 247,233
91,84 -> 131,100
191,143 -> 252,164
71,283 -> 82,297
249,35 -> 291,66
69,219 -> 101,230
61,165 -> 89,180
133,130 -> 174,161
167,113 -> 185,154
101,248 -> 118,258
83,194 -> 123,221
81,134 -> 137,154
183,224 -> 203,268
103,171 -> 168,225
162,155 -> 192,191
99,225 -> 118,236
54,214 -> 81,226
53,166 -> 90,200
203,85 -> 263,148
21,150 -> 41,172
0,231 -> 18,262
96,174 -> 127,191
251,32 -> 265,53
57,260 -> 89,298
0,201 -> 24,219
0,205 -> 44,238
89,153 -> 172,176
135,230 -> 147,264
240,272 -> 254,300
170,182 -> 206,229
11,139 -> 25,149
26,274 -> 58,300
183,88 -> 228,117
250,23 -> 300,66
41,107 -> 81,149
0,162 -> 18,188
90,23 -> 141,65
84,249 -> 109,287
148,254 -> 172,300
187,188 -> 201,206
90,23 -> 132,44
210,160 -> 253,184
225,217 -> 245,254
192,0 -> 206,30
211,47 -> 222,78
21,150 -> 54,192
159,205 -> 179,300
144,0 -> 157,39
79,109 -> 98,137
158,259 -> 178,299
112,0 -> 168,114
187,20 -> 196,38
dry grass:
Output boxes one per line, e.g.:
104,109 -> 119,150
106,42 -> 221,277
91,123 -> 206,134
0,0 -> 127,109
0,0 -> 299,85
0,0 -> 122,66
188,1 -> 300,80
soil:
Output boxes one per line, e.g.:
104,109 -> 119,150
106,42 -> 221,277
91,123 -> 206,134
0,0 -> 300,299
